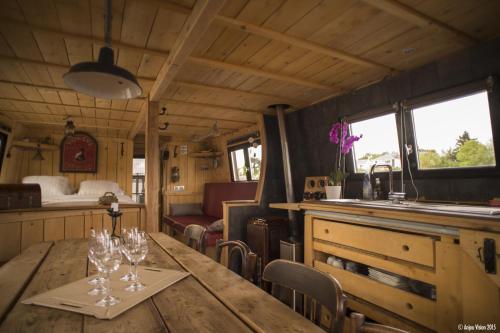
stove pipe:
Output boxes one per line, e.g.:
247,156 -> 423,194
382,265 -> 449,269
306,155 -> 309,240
269,104 -> 300,243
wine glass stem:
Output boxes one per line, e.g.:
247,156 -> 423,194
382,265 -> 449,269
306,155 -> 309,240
104,272 -> 111,297
133,262 -> 139,283
128,260 -> 132,275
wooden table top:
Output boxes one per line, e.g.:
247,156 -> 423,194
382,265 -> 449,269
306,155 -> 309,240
0,233 -> 323,333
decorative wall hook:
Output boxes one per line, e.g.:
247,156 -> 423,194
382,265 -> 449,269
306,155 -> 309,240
159,122 -> 169,130
159,107 -> 167,115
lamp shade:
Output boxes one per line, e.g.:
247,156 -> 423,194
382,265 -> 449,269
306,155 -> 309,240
63,47 -> 142,99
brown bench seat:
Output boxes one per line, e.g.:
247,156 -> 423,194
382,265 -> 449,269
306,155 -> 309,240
163,182 -> 258,246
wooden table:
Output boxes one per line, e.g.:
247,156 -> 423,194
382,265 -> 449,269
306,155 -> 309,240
0,233 -> 324,333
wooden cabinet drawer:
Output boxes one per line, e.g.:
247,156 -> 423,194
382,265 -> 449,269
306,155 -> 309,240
313,219 -> 435,267
315,260 -> 436,330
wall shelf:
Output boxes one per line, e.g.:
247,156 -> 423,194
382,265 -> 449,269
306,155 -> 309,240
189,151 -> 223,159
11,140 -> 58,151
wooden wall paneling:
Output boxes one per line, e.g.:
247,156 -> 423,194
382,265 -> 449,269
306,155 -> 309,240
145,100 -> 160,232
96,136 -> 108,181
102,214 -> 120,235
121,211 -> 138,231
125,140 -> 134,195
64,215 -> 85,239
106,138 -> 118,183
0,222 -> 21,262
116,139 -> 128,193
44,217 -> 65,241
21,219 -> 43,251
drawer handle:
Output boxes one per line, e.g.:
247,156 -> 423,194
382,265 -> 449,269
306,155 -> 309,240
324,229 -> 330,234
402,245 -> 410,251
406,303 -> 413,310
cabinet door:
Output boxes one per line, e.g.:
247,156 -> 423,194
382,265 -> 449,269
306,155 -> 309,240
21,220 -> 43,250
460,230 -> 500,324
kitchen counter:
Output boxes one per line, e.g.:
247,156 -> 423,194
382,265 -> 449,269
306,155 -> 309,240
270,200 -> 500,232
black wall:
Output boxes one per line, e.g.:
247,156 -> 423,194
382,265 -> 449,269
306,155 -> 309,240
285,37 -> 500,203
227,115 -> 288,242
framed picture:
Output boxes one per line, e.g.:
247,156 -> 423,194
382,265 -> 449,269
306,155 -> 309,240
60,132 -> 98,173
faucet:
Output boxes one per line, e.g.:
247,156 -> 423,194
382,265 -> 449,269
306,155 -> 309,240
364,164 -> 406,203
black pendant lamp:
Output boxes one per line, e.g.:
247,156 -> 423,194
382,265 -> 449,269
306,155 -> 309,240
63,0 -> 142,99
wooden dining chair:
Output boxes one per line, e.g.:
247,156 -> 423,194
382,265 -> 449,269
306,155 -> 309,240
262,259 -> 346,333
183,224 -> 207,254
215,240 -> 259,283
349,313 -> 408,333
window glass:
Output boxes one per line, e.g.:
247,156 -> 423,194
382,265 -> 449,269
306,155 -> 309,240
230,149 -> 248,181
248,144 -> 261,181
132,158 -> 145,203
351,114 -> 401,173
412,91 -> 495,169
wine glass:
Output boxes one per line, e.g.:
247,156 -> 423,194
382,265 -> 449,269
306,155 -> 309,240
87,229 -> 107,295
122,230 -> 148,292
93,233 -> 122,307
119,228 -> 135,282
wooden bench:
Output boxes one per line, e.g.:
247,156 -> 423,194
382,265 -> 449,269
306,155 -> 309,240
0,241 -> 53,323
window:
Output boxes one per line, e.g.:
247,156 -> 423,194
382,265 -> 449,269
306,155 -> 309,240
412,91 -> 496,170
350,113 -> 401,173
227,134 -> 261,182
132,157 -> 145,203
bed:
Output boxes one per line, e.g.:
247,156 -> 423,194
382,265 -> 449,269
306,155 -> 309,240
0,176 -> 145,263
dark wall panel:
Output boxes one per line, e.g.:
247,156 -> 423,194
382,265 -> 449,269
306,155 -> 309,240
286,37 -> 500,203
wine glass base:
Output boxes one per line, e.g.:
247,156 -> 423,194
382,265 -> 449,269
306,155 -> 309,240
125,282 -> 145,292
88,276 -> 106,285
88,285 -> 108,296
95,295 -> 121,307
120,272 -> 135,282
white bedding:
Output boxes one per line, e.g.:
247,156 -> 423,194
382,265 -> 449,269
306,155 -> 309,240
42,194 -> 137,207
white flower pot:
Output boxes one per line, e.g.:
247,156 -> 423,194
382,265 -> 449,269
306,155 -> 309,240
325,185 -> 342,199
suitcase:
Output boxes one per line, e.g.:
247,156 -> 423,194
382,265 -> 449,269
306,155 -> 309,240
0,184 -> 42,210
247,216 -> 289,288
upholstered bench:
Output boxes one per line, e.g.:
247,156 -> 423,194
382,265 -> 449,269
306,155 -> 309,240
163,182 -> 258,246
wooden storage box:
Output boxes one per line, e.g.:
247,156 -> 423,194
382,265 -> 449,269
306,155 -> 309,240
0,184 -> 42,210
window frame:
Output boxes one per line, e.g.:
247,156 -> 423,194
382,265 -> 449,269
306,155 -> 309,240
346,77 -> 500,180
227,140 -> 261,182
404,84 -> 499,179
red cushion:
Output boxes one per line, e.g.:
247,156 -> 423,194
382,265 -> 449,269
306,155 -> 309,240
202,182 -> 258,219
163,215 -> 222,246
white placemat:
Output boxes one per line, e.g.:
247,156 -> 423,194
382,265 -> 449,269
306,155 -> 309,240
23,265 -> 190,319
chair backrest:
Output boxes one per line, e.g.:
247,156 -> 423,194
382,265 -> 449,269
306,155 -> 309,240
183,224 -> 207,254
262,259 -> 346,333
216,240 -> 259,283
350,313 -> 408,333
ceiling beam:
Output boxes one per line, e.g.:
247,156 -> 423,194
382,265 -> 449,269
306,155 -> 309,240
215,16 -> 395,72
162,99 -> 272,115
5,117 -> 128,131
188,57 -> 338,91
149,0 -> 225,101
172,80 -> 306,106
362,0 -> 477,45
141,0 -> 395,70
159,113 -> 254,125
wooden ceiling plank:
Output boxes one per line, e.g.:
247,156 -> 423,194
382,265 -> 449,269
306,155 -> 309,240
188,56 -> 337,91
149,0 -> 226,101
120,0 -> 158,47
361,0 -> 477,45
128,0 -> 226,140
217,15 -> 393,71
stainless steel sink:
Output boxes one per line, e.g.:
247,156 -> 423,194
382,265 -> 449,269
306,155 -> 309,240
321,199 -> 500,216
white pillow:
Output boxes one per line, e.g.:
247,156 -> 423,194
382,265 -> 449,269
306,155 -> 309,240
22,176 -> 73,197
78,180 -> 124,196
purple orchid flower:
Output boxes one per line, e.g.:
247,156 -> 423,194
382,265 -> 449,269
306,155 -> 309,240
329,121 -> 362,155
